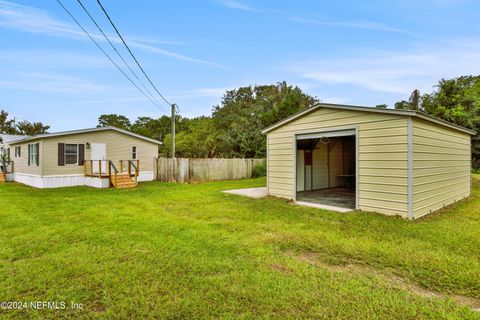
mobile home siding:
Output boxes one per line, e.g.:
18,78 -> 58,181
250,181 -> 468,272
41,130 -> 158,176
412,119 -> 471,218
10,141 -> 43,175
267,107 -> 409,217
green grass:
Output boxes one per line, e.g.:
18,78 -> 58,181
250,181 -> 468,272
1,176 -> 480,319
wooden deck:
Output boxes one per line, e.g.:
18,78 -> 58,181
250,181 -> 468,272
84,160 -> 139,189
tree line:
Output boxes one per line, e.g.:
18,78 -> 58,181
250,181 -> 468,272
97,81 -> 318,158
0,110 -> 50,136
98,77 -> 480,167
1,77 -> 479,167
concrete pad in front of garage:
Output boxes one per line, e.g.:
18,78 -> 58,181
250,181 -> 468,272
222,187 -> 268,199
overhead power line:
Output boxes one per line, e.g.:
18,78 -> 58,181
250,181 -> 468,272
74,0 -> 161,108
95,0 -> 173,107
55,0 -> 163,110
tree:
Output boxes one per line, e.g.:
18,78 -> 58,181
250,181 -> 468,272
409,89 -> 421,110
157,82 -> 317,158
375,104 -> 388,109
92,82 -> 317,158
130,116 -> 165,141
0,110 -> 16,134
163,117 -> 216,158
15,120 -> 50,135
0,152 -> 8,178
97,114 -> 131,130
212,82 -> 318,158
131,115 -> 189,144
394,100 -> 410,110
1,110 -> 49,135
394,89 -> 421,110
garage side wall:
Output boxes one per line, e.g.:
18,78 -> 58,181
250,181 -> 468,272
267,108 -> 409,217
412,119 -> 471,218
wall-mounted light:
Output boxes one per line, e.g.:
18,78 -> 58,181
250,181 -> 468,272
86,142 -> 90,149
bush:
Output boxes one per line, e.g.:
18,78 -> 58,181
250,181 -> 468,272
252,159 -> 266,178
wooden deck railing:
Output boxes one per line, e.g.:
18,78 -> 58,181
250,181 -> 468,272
128,160 -> 139,185
84,160 -> 140,186
109,160 -> 119,187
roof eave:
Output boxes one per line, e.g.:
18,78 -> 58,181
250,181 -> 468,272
9,126 -> 163,145
261,103 -> 476,136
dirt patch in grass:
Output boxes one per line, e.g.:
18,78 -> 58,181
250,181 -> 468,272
270,263 -> 293,274
286,250 -> 480,312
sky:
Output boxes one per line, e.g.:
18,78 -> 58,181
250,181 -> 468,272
1,0 -> 480,131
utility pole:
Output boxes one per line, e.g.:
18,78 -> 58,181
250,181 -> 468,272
171,104 -> 176,158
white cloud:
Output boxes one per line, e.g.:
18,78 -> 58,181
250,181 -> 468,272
0,49 -> 109,68
287,39 -> 480,96
0,0 -> 85,37
128,42 -> 228,69
67,97 -> 150,104
0,72 -> 108,93
289,16 -> 409,34
0,0 -> 226,68
212,0 -> 256,11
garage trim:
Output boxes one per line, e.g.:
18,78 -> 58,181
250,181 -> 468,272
292,125 -> 359,209
296,129 -> 356,140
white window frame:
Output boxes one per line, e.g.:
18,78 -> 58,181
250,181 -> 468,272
132,146 -> 137,160
29,144 -> 39,166
65,144 -> 79,165
15,146 -> 21,158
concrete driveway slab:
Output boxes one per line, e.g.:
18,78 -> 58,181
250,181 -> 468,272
223,187 -> 267,199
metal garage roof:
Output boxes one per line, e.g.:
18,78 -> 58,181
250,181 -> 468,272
261,103 -> 476,135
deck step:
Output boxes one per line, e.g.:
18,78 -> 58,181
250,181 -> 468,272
111,174 -> 137,189
116,185 -> 136,189
0,174 -> 5,183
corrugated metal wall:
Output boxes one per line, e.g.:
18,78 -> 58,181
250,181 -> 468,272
412,119 -> 471,218
267,107 -> 409,217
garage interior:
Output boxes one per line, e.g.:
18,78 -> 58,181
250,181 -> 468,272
296,130 -> 356,209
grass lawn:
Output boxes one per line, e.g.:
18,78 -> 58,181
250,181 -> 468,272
1,176 -> 480,319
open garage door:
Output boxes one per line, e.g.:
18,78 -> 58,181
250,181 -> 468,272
295,129 -> 356,210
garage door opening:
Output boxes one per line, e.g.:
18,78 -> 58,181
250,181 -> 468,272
295,130 -> 356,210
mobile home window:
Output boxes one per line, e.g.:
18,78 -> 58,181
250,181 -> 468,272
132,146 -> 137,159
28,143 -> 39,166
65,144 -> 78,165
15,146 -> 21,157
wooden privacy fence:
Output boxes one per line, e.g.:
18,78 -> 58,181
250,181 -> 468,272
156,157 -> 264,183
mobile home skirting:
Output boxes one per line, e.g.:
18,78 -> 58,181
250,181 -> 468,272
13,171 -> 154,189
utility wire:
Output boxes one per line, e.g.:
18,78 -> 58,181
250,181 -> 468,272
74,0 -> 161,108
95,0 -> 173,107
55,0 -> 163,110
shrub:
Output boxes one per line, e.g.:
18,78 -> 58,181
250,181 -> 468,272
252,159 -> 266,178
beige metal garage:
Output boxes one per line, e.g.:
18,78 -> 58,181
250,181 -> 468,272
262,103 -> 475,219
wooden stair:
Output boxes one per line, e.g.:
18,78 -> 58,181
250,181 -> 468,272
111,173 -> 137,189
0,173 -> 5,184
